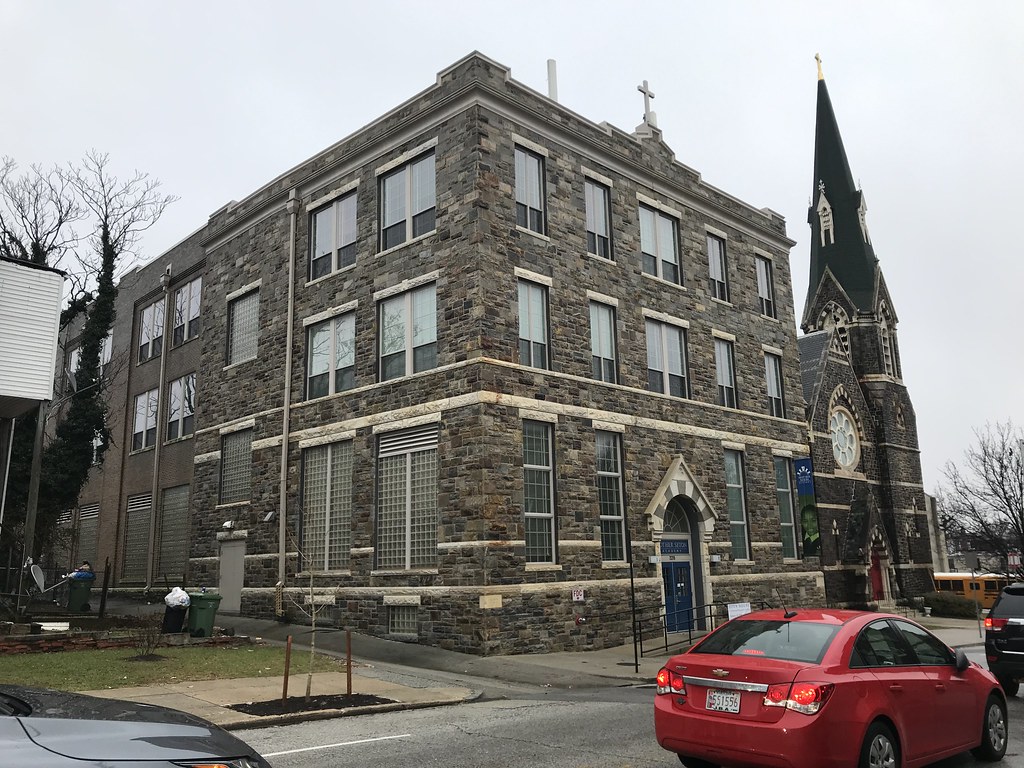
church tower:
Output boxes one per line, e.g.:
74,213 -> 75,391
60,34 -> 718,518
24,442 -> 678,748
799,56 -> 934,604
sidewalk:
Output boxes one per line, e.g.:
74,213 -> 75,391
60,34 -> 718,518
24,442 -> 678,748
78,602 -> 988,731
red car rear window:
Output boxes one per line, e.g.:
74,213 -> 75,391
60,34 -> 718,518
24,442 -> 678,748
692,620 -> 839,663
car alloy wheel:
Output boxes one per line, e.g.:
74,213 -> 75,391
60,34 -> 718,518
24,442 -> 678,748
971,694 -> 1008,761
861,723 -> 898,768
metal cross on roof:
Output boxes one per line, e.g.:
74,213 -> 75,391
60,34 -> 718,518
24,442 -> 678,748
637,80 -> 655,124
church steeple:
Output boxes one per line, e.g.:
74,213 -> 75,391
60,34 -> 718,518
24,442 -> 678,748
806,56 -> 879,316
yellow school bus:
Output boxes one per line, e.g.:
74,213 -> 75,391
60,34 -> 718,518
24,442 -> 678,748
933,572 -> 1009,610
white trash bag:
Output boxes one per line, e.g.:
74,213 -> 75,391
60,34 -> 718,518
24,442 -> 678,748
164,587 -> 191,608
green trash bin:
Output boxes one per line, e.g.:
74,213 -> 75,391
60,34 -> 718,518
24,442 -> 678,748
187,592 -> 222,637
67,578 -> 94,612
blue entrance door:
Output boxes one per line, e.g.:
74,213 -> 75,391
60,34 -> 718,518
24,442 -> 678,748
663,562 -> 693,631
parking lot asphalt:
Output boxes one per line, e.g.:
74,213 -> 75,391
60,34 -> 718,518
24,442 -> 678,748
76,600 -> 986,731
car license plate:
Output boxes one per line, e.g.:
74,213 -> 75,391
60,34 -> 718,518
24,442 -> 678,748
706,688 -> 741,713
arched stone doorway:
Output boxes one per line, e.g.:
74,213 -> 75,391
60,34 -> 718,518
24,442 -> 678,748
644,455 -> 717,631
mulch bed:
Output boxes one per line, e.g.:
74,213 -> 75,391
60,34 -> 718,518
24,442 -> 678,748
230,693 -> 395,716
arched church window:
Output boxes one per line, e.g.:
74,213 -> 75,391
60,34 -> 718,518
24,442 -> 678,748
818,302 -> 850,355
817,184 -> 835,246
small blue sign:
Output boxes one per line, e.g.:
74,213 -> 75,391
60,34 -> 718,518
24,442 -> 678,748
794,458 -> 815,495
660,540 -> 689,555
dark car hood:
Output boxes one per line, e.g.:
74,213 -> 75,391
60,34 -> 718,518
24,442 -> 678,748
1,685 -> 258,762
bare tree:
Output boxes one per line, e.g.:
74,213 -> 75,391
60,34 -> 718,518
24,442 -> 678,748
2,153 -> 176,559
939,421 -> 1024,577
286,533 -> 341,702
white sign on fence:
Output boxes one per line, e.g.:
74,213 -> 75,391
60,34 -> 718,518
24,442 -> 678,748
727,601 -> 752,620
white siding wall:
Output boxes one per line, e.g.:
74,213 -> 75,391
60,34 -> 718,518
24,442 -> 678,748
0,260 -> 64,413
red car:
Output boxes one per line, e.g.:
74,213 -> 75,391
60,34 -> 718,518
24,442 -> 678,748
654,608 -> 1007,768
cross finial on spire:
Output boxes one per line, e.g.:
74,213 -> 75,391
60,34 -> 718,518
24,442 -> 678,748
637,80 -> 656,124
815,53 -> 824,81
818,179 -> 825,194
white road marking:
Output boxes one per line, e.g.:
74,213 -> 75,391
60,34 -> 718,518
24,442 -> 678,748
263,733 -> 412,757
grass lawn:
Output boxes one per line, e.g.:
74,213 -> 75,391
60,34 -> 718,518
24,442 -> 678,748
0,644 -> 347,691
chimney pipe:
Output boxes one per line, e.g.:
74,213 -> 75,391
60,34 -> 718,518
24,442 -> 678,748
547,59 -> 558,101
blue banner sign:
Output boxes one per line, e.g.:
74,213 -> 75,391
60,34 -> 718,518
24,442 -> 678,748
660,540 -> 690,555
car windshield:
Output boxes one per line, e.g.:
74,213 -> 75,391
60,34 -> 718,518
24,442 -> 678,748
691,620 -> 838,663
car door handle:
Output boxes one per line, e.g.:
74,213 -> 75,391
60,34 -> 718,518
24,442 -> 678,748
935,684 -> 946,692
889,684 -> 903,692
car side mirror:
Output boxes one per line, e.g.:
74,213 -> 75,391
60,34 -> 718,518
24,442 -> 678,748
954,647 -> 970,673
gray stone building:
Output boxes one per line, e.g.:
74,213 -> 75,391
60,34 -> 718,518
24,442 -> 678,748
185,52 -> 822,654
797,64 -> 935,607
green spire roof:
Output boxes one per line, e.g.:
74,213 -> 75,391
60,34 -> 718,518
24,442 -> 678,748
807,71 -> 879,312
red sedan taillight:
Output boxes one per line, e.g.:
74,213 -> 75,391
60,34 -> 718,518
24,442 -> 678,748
763,682 -> 834,714
986,617 -> 1008,631
656,667 -> 686,695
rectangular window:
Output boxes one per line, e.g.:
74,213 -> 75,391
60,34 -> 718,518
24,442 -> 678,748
156,485 -> 189,582
707,234 -> 729,301
590,302 -> 617,383
100,331 -> 112,376
775,457 -> 798,559
765,352 -> 785,418
167,373 -> 196,440
645,320 -> 688,397
756,256 -> 777,318
302,441 -> 354,571
132,388 -> 159,451
311,193 -> 357,279
515,147 -> 545,234
307,312 -> 356,398
389,605 -> 418,634
227,290 -> 259,365
77,504 -> 99,568
380,153 -> 435,250
596,431 -> 626,562
376,425 -> 438,570
379,283 -> 436,381
585,180 -> 611,258
172,277 -> 202,346
523,420 -> 555,563
715,338 -> 737,408
122,493 -> 151,582
639,205 -> 680,284
138,298 -> 164,363
517,280 -> 549,369
724,450 -> 749,560
220,428 -> 252,504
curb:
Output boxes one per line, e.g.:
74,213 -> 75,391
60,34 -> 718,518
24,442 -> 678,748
220,691 -> 483,731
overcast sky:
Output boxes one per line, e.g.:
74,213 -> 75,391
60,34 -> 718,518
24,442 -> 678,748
3,1 -> 1021,493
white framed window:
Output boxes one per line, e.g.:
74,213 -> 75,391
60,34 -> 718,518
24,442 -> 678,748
517,280 -> 549,369
220,428 -> 252,504
379,283 -> 436,381
307,312 -> 355,398
639,205 -> 680,284
724,449 -> 749,560
646,320 -> 688,397
227,290 -> 259,365
91,431 -> 104,465
172,277 -> 202,346
590,301 -> 617,383
585,180 -> 611,258
756,256 -> 777,318
311,193 -> 357,279
376,425 -> 438,570
138,298 -> 164,363
131,388 -> 159,451
596,431 -> 626,562
380,153 -> 435,250
775,457 -> 798,559
707,234 -> 728,301
715,338 -> 737,408
167,372 -> 196,441
515,147 -> 545,234
523,420 -> 555,563
765,352 -> 785,418
302,440 -> 354,571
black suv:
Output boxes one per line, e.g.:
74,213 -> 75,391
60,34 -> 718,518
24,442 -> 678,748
985,583 -> 1024,695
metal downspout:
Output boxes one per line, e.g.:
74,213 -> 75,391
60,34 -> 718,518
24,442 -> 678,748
146,268 -> 173,588
280,191 -> 299,588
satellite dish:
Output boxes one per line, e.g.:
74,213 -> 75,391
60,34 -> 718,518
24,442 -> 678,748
30,564 -> 45,592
